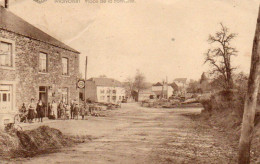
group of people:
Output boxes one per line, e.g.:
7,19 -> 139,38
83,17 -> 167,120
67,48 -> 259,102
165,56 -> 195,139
19,98 -> 46,123
19,98 -> 90,123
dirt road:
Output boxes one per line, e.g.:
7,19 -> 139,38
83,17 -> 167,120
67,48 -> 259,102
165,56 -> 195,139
17,103 -> 236,164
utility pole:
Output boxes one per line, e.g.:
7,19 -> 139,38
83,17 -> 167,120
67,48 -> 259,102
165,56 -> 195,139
166,76 -> 168,99
161,80 -> 164,99
84,56 -> 88,102
238,5 -> 260,164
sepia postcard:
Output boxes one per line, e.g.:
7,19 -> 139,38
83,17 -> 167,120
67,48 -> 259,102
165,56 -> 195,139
0,0 -> 259,163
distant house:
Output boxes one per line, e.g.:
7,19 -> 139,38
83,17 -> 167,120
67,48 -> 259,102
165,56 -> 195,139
151,82 -> 173,99
173,78 -> 189,96
174,78 -> 188,88
84,78 -> 126,103
0,5 -> 80,125
138,88 -> 156,102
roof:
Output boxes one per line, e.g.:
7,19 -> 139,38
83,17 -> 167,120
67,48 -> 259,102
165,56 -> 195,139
169,82 -> 179,90
0,6 -> 79,53
153,82 -> 163,86
174,78 -> 187,83
88,77 -> 123,87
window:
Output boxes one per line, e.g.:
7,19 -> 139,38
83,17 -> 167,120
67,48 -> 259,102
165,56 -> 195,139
100,96 -> 105,100
61,87 -> 68,104
113,90 -> 116,94
112,96 -> 116,101
3,93 -> 7,101
62,57 -> 69,75
0,84 -> 13,111
100,89 -> 105,94
0,41 -> 12,67
119,96 -> 121,100
107,89 -> 110,94
39,52 -> 47,73
39,86 -> 47,92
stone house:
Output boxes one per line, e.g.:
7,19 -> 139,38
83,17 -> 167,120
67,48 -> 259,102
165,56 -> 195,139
84,77 -> 126,103
152,82 -> 174,99
0,5 -> 80,125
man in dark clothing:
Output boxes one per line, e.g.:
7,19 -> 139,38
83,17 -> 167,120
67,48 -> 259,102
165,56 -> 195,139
36,100 -> 44,122
70,100 -> 74,119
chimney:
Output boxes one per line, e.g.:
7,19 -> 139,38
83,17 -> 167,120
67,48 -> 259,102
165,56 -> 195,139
4,0 -> 9,8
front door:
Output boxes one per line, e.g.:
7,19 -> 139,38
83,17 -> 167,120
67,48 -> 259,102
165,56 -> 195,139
0,84 -> 13,111
39,86 -> 48,117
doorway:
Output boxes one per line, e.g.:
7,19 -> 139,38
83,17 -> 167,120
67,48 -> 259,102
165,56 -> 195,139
39,86 -> 48,117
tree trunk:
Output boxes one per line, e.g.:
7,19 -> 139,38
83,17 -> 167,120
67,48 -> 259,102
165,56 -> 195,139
238,5 -> 260,164
227,69 -> 233,89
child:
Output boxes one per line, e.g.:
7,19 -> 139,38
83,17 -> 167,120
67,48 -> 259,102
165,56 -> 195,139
20,103 -> 27,123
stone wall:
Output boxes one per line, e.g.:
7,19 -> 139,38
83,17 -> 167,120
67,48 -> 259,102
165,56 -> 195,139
0,29 -> 80,111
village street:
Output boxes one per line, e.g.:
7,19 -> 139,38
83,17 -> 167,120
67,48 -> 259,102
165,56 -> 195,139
16,103 -> 236,164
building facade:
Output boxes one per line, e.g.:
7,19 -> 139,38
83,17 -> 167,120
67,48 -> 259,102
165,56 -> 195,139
85,78 -> 126,103
152,82 -> 173,99
138,89 -> 156,102
174,78 -> 189,96
0,6 -> 80,125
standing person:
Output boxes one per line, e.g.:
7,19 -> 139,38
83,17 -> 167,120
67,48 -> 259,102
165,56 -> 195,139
65,103 -> 70,119
88,103 -> 93,116
57,101 -> 62,119
27,98 -> 36,123
59,101 -> 65,120
84,102 -> 89,118
61,101 -> 66,120
74,103 -> 79,120
36,100 -> 44,122
80,104 -> 86,120
47,102 -> 51,118
51,100 -> 58,119
70,100 -> 74,119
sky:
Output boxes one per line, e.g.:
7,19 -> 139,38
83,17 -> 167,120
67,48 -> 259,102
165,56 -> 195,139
1,0 -> 260,83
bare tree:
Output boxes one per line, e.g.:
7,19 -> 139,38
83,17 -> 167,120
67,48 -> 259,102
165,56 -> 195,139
204,23 -> 238,90
124,77 -> 134,98
238,5 -> 260,164
133,70 -> 147,94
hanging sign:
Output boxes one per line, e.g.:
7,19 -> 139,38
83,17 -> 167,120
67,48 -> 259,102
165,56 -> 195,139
77,80 -> 85,89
